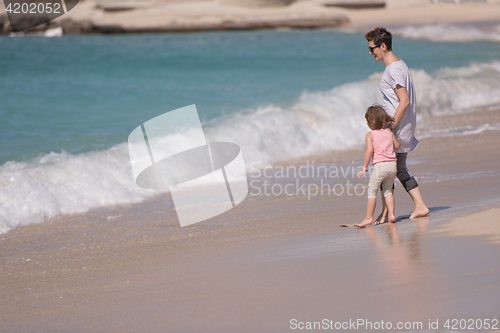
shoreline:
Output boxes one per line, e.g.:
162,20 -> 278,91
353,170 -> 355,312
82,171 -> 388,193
1,110 -> 500,331
3,108 -> 500,236
2,1 -> 500,35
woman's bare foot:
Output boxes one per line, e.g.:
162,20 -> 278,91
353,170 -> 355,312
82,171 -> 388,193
358,218 -> 373,228
388,214 -> 396,223
408,188 -> 429,219
410,205 -> 430,219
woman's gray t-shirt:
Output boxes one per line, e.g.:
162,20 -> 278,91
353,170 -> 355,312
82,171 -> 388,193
380,60 -> 418,153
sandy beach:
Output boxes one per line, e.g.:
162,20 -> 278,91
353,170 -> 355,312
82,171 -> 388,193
3,0 -> 500,34
1,107 -> 499,332
1,0 -> 500,330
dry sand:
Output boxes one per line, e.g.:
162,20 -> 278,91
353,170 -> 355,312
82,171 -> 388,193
3,0 -> 500,33
1,109 -> 499,332
344,1 -> 500,29
72,1 -> 500,33
433,208 -> 500,245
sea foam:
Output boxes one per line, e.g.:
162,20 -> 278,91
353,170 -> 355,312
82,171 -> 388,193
392,23 -> 500,42
2,61 -> 500,233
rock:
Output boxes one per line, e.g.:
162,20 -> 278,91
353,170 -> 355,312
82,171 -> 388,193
219,0 -> 298,7
0,13 -> 10,33
320,0 -> 386,9
60,18 -> 93,34
92,16 -> 349,33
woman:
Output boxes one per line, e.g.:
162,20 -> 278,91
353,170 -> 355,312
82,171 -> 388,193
365,27 -> 429,222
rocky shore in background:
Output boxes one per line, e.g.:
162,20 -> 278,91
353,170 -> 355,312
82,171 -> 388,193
0,0 -> 351,34
1,0 -> 500,35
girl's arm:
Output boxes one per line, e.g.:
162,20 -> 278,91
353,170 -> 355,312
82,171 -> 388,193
392,131 -> 400,150
357,132 -> 374,177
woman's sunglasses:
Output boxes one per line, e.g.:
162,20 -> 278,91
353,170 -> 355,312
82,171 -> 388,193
369,44 -> 381,53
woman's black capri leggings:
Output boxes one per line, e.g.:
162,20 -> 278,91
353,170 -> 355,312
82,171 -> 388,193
380,153 -> 419,192
396,153 -> 418,192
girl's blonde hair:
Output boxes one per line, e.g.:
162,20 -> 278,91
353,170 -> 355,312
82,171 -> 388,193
365,105 -> 394,130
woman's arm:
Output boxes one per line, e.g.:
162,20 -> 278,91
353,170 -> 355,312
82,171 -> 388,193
392,131 -> 400,150
393,85 -> 409,127
357,132 -> 374,177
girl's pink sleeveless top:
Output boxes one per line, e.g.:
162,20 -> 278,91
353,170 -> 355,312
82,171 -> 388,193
371,128 -> 397,165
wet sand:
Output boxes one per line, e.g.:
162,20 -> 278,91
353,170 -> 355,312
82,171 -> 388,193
1,110 -> 500,332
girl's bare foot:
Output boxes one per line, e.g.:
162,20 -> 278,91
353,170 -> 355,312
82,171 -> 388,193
388,215 -> 396,223
358,218 -> 373,228
374,210 -> 388,225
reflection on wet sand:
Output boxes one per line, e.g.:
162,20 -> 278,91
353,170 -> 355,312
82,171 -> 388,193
360,218 -> 447,322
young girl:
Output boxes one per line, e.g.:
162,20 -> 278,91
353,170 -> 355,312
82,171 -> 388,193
357,105 -> 400,227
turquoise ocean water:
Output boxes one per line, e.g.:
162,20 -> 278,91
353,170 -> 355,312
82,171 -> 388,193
1,27 -> 500,232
